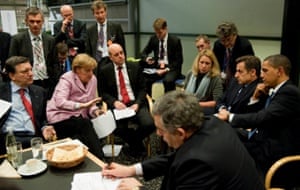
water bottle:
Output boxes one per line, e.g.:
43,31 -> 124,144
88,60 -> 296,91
5,126 -> 17,163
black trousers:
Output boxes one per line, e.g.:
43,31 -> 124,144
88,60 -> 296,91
143,70 -> 179,96
51,116 -> 104,159
114,104 -> 155,151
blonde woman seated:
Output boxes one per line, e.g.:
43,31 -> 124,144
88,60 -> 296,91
184,49 -> 223,115
45,54 -> 104,158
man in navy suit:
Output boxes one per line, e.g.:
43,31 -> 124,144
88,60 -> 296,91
140,18 -> 183,96
9,7 -> 56,98
217,54 -> 300,176
216,55 -> 265,114
86,0 -> 126,71
53,4 -> 87,58
0,56 -> 54,154
102,91 -> 264,190
98,43 -> 155,157
213,21 -> 255,90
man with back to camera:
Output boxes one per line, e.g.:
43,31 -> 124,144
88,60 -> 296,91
102,90 -> 264,190
140,18 -> 183,96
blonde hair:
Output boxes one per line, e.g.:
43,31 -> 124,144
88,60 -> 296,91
72,54 -> 97,71
192,49 -> 220,77
153,18 -> 167,30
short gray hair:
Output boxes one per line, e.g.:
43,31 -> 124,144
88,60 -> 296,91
152,91 -> 204,133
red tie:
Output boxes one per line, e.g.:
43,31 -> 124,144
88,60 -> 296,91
19,89 -> 36,130
118,66 -> 130,104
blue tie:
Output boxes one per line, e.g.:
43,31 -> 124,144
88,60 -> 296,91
248,90 -> 275,139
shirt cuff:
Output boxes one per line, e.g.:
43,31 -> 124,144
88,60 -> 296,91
74,103 -> 80,110
134,163 -> 143,176
229,113 -> 234,122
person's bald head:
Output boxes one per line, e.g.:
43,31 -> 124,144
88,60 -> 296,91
60,5 -> 74,21
108,43 -> 125,66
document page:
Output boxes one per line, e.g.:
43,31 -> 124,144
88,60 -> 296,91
71,172 -> 121,190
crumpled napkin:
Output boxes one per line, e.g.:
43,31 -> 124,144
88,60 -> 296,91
0,159 -> 21,178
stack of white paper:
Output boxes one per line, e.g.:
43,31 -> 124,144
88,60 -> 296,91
71,172 -> 121,190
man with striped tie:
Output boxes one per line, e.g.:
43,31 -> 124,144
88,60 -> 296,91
8,7 -> 56,99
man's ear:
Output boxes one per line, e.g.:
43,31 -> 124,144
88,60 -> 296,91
176,127 -> 186,139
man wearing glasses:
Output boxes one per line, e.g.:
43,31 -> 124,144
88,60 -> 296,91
213,21 -> 254,90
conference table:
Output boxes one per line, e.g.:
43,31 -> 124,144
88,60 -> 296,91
0,138 -> 106,190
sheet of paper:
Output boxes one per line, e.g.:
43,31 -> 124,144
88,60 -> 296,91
71,172 -> 121,190
0,99 -> 11,119
143,68 -> 157,74
0,159 -> 21,178
113,108 -> 136,120
91,110 -> 116,138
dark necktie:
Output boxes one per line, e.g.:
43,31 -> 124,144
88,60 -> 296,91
118,66 -> 130,104
19,89 -> 36,131
68,25 -> 74,39
99,24 -> 104,47
96,24 -> 104,62
249,89 -> 275,139
159,40 -> 164,60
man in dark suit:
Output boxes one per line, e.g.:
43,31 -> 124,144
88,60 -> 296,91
0,30 -> 11,81
86,0 -> 126,71
0,56 -> 54,155
53,5 -> 87,58
213,21 -> 255,90
98,43 -> 155,157
8,7 -> 56,98
102,91 -> 264,190
140,18 -> 183,96
217,54 -> 300,176
216,55 -> 265,114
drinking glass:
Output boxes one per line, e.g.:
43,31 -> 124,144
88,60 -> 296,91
31,137 -> 43,160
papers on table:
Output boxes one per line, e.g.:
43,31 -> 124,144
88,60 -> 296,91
143,68 -> 157,74
91,110 -> 116,138
0,99 -> 11,119
0,159 -> 21,178
71,172 -> 121,190
113,108 -> 136,120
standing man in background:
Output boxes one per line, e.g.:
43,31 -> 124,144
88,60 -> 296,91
9,7 -> 56,98
213,21 -> 254,90
53,4 -> 87,61
195,34 -> 211,52
86,0 -> 126,71
140,18 -> 183,96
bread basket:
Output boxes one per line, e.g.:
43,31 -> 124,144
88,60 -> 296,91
46,144 -> 88,169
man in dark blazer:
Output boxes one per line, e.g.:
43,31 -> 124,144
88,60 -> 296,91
217,54 -> 300,176
0,31 -> 11,82
216,55 -> 265,114
86,0 -> 126,71
98,43 -> 155,157
102,91 -> 264,190
213,21 -> 254,90
53,5 -> 87,56
0,56 -> 51,155
8,7 -> 56,98
140,18 -> 183,96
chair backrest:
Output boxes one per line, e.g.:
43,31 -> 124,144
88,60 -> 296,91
265,155 -> 300,190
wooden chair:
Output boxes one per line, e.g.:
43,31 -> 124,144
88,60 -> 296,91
265,155 -> 300,190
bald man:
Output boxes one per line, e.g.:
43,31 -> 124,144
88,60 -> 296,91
53,5 -> 87,57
